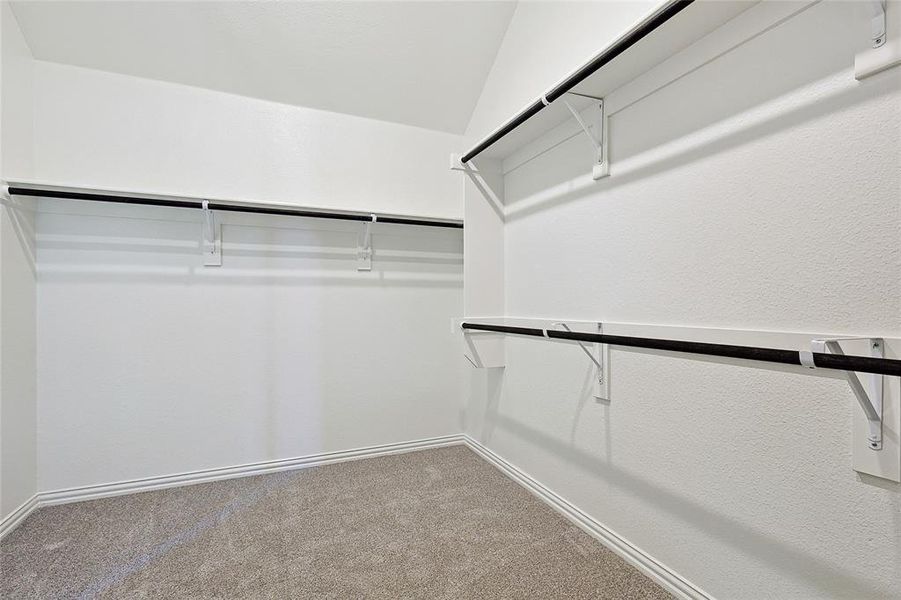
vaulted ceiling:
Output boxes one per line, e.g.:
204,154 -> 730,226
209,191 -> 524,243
9,1 -> 517,133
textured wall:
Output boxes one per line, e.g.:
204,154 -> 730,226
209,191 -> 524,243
1,0 -> 33,177
29,60 -> 466,492
461,1 -> 657,365
465,1 -> 901,597
0,0 -> 37,523
36,200 -> 463,491
0,205 -> 36,520
32,61 -> 464,220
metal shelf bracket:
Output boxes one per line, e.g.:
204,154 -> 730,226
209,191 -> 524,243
357,214 -> 376,271
561,94 -> 609,180
805,337 -> 884,450
554,322 -> 609,401
871,0 -> 887,48
201,200 -> 221,267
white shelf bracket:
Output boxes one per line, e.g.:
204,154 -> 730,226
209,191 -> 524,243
855,0 -> 899,79
201,200 -> 221,267
462,332 -> 485,368
554,322 -> 609,401
871,0 -> 887,48
449,153 -> 479,173
561,96 -> 609,180
357,214 -> 376,271
809,337 -> 884,450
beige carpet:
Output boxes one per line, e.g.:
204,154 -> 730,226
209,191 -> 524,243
1,445 -> 671,599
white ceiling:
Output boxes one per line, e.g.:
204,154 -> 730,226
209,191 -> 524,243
10,1 -> 517,134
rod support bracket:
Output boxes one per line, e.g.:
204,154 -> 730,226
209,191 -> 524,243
812,337 -> 884,450
871,0 -> 887,48
357,214 -> 376,271
553,321 -> 609,401
201,200 -> 221,267
561,95 -> 608,180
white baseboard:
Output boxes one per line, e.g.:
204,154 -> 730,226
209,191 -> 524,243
462,435 -> 712,600
0,434 -> 464,540
37,434 -> 464,507
0,494 -> 39,540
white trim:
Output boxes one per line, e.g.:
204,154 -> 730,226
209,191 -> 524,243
37,435 -> 464,507
0,495 -> 39,540
3,435 -> 462,537
463,435 -> 713,600
4,178 -> 463,228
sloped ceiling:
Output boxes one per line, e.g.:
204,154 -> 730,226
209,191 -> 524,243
9,1 -> 517,133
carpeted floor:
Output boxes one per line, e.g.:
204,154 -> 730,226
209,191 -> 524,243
1,445 -> 671,599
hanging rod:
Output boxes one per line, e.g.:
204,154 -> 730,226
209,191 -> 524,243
6,185 -> 464,230
460,322 -> 901,377
460,0 -> 694,164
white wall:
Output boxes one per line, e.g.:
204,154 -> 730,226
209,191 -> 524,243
1,0 -> 33,177
36,200 -> 462,491
28,62 -> 465,492
460,0 -> 659,381
32,61 -> 463,220
0,0 -> 37,524
463,1 -> 901,598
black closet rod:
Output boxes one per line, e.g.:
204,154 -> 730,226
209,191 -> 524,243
8,187 -> 464,230
460,0 -> 694,164
461,322 -> 901,378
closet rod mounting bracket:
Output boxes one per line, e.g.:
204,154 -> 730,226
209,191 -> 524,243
561,94 -> 608,180
553,321 -> 609,401
807,337 -> 884,450
871,0 -> 887,48
357,214 -> 376,271
201,200 -> 221,267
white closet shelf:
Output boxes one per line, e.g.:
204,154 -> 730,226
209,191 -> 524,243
3,179 -> 463,229
461,0 -> 756,163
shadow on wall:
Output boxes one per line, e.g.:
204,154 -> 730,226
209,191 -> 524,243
506,66 -> 899,224
570,363 -> 611,462
33,202 -> 464,490
502,0 -> 897,223
34,206 -> 463,288
490,413 -> 898,599
464,366 -> 505,441
1,199 -> 37,275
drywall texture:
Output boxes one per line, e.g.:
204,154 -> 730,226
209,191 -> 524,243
0,0 -> 37,523
1,0 -> 33,177
32,61 -> 464,220
36,199 -> 463,492
465,1 -> 901,598
461,0 -> 657,365
26,30 -> 467,498
0,205 -> 36,520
